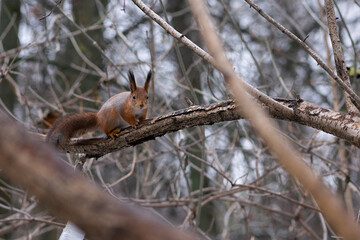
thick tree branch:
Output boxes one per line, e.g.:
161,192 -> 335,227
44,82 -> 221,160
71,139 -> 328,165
0,113 -> 196,240
57,99 -> 360,157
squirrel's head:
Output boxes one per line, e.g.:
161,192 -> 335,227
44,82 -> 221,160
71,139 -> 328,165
128,70 -> 152,109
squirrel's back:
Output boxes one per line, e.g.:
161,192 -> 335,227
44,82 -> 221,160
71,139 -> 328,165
96,92 -> 131,135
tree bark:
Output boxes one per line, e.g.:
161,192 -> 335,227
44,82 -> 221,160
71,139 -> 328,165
47,98 -> 360,157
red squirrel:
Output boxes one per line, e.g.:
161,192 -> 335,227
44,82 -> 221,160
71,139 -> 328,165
46,70 -> 152,146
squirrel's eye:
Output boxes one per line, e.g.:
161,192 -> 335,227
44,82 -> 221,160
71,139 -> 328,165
146,96 -> 149,99
132,95 -> 136,100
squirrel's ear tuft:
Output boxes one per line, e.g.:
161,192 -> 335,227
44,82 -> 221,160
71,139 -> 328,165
128,70 -> 137,92
144,70 -> 152,91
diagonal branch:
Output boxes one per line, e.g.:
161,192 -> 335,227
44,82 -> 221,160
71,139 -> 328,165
189,0 -> 360,240
131,0 -> 360,110
186,0 -> 360,239
57,99 -> 360,157
131,0 -> 294,118
242,0 -> 360,110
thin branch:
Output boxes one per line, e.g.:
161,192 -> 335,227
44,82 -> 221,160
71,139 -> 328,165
39,0 -> 62,21
131,0 -> 360,110
131,0 -> 294,118
298,217 -> 322,240
317,0 -> 339,110
107,147 -> 137,187
54,4 -> 121,76
242,0 -> 360,110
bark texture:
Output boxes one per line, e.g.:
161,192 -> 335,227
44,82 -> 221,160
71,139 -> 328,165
52,98 -> 360,157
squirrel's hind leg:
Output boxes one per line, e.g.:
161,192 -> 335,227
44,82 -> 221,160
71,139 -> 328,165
107,128 -> 121,140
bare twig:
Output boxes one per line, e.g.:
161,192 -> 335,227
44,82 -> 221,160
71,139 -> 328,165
107,146 -> 137,187
242,0 -> 360,110
131,0 -> 294,118
317,0 -> 339,110
39,0 -> 62,21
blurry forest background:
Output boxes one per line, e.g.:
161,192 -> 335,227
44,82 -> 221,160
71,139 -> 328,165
0,0 -> 360,239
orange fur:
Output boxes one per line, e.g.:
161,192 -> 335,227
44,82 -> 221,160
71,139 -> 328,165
46,70 -> 152,146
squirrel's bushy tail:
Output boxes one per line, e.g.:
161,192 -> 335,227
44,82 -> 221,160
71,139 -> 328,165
46,112 -> 98,146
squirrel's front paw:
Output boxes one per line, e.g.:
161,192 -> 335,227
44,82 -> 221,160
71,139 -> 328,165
133,121 -> 140,129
